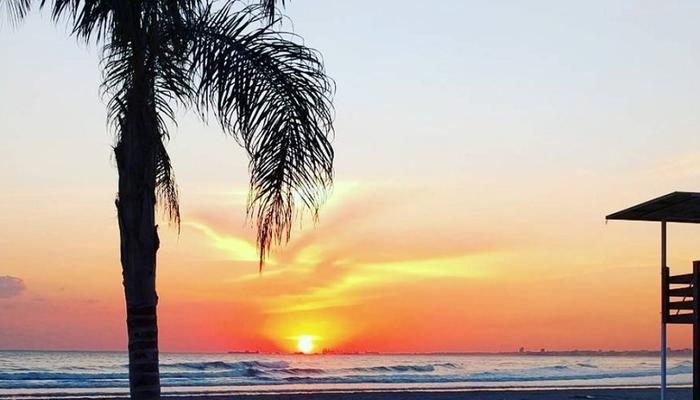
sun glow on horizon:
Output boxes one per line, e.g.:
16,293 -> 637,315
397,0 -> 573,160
297,335 -> 315,354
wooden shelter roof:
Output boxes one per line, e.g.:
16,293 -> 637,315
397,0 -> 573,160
607,192 -> 700,224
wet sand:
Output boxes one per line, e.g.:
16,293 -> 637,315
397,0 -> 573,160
25,388 -> 690,400
163,388 -> 689,400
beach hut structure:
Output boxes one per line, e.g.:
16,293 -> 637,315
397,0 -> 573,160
607,191 -> 700,400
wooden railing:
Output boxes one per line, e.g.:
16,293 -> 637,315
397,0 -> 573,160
664,263 -> 699,325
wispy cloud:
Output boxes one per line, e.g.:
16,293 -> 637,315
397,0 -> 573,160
187,221 -> 261,263
187,183 -> 513,318
0,276 -> 26,299
264,253 -> 500,314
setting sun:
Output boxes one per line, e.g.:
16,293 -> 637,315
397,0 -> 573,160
297,336 -> 314,354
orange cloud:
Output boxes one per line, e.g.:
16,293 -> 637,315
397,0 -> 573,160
181,183 -> 521,352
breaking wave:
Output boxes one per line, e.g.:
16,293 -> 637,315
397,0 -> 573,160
0,353 -> 693,391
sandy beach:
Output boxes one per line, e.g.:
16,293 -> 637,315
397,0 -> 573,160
9,388 -> 690,400
161,388 -> 692,400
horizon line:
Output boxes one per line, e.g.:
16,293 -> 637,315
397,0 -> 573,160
0,348 -> 691,355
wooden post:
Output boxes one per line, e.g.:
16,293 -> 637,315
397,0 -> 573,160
694,261 -> 700,400
661,221 -> 667,400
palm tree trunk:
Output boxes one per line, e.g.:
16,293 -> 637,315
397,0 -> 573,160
115,106 -> 161,400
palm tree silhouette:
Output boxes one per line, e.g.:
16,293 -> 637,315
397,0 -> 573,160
2,1 -> 334,399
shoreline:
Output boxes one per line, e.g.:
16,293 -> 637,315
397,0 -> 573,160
177,388 -> 691,400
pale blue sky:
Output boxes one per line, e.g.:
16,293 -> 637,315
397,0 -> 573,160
3,1 -> 700,194
5,1 -> 700,269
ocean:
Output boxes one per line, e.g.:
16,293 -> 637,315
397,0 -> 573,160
0,351 -> 691,397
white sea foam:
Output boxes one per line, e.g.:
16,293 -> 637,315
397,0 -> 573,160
0,351 -> 691,393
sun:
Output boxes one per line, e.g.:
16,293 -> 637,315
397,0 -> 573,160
297,335 -> 314,354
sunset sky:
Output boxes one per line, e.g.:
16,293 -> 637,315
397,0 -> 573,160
3,1 -> 700,353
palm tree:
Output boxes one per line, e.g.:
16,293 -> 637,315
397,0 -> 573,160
2,1 -> 334,399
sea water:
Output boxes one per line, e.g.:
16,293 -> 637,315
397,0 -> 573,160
0,351 -> 692,397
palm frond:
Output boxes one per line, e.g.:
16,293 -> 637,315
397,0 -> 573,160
260,0 -> 285,21
45,0 -> 187,226
1,0 -> 31,26
33,0 -> 332,258
40,0 -> 121,43
155,138 -> 181,227
100,13 -> 184,228
187,4 -> 334,268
